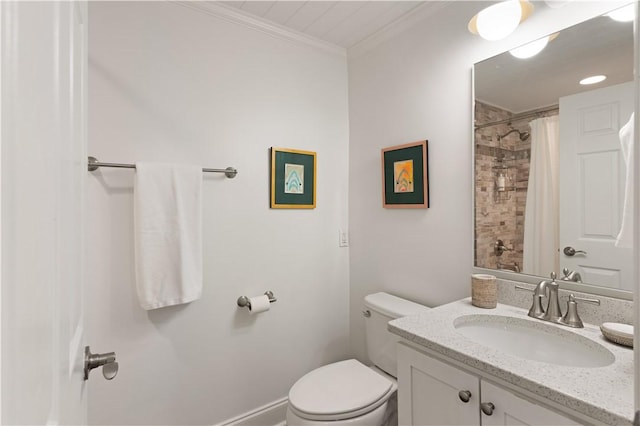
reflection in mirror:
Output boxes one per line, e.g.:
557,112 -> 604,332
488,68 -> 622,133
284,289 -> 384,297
474,6 -> 634,295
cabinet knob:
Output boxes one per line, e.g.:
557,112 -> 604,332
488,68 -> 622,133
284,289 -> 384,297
480,402 -> 495,416
458,390 -> 472,403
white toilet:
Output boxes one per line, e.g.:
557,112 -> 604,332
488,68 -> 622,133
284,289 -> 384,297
286,292 -> 430,425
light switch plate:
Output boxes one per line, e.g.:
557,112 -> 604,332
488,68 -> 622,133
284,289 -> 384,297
339,229 -> 349,247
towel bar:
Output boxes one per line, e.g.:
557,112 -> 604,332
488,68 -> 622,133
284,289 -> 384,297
87,156 -> 237,178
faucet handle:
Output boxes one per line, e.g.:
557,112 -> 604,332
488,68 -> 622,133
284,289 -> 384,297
550,271 -> 557,281
573,295 -> 600,306
515,285 -> 545,318
560,294 -> 600,328
515,285 -> 533,292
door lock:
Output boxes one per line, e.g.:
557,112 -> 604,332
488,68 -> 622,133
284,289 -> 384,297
84,346 -> 118,381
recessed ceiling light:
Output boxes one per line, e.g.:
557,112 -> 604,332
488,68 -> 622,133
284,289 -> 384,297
605,4 -> 635,22
579,75 -> 607,85
468,1 -> 534,41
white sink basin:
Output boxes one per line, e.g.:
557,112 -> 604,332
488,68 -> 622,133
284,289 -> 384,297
454,315 -> 615,368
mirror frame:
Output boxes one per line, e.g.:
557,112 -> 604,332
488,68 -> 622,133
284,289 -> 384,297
469,20 -> 635,301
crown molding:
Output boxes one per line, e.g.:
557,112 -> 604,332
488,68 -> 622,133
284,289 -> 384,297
171,1 -> 347,57
348,1 -> 451,60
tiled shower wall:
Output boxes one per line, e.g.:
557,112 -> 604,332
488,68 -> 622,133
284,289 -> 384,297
474,102 -> 530,272
474,102 -> 559,273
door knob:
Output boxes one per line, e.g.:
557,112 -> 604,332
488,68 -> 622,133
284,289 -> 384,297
563,246 -> 586,256
84,346 -> 119,381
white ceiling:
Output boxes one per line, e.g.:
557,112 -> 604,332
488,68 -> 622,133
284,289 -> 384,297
214,2 -> 632,114
475,11 -> 633,113
216,1 -> 426,49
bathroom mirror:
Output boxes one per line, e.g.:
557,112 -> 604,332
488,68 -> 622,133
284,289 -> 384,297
473,5 -> 634,298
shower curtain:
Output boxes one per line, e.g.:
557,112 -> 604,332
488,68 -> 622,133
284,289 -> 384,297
523,116 -> 560,276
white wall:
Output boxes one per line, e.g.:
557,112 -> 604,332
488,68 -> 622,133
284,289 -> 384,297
347,0 -> 630,362
86,2 -> 350,424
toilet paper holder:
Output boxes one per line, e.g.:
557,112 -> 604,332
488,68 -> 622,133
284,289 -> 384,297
237,291 -> 277,310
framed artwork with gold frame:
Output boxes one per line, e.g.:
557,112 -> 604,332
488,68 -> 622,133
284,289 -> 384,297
270,147 -> 316,209
381,140 -> 429,208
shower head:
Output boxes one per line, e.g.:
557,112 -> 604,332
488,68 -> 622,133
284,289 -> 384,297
497,129 -> 530,141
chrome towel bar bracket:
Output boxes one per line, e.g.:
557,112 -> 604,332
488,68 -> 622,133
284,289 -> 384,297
237,291 -> 277,309
87,156 -> 238,178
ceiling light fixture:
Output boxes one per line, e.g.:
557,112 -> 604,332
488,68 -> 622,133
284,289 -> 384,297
579,75 -> 607,85
605,3 -> 635,22
543,1 -> 571,9
468,1 -> 534,41
509,33 -> 558,59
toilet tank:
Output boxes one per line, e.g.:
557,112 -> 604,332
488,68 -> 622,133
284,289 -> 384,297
363,292 -> 430,377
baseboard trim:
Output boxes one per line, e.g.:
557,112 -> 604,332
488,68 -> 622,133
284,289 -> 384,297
216,397 -> 288,426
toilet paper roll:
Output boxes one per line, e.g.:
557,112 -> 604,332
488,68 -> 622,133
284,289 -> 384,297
248,295 -> 271,315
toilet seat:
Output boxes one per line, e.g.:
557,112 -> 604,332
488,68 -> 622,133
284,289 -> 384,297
288,359 -> 396,422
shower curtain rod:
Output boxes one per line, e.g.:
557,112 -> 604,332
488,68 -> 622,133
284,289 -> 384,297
87,156 -> 238,178
474,104 -> 559,130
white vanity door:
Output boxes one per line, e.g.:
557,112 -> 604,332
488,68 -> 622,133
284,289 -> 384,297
480,381 -> 580,426
397,343 -> 480,426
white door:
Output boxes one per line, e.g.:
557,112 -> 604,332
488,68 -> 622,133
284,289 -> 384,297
1,1 -> 88,424
397,343 -> 480,426
559,81 -> 634,290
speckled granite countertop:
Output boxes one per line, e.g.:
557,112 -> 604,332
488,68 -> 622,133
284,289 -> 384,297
388,298 -> 634,425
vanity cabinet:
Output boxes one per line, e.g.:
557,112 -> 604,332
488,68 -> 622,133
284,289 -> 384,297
397,343 -> 580,426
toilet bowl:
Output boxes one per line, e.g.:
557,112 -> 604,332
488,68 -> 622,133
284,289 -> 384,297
287,359 -> 397,425
286,293 -> 429,425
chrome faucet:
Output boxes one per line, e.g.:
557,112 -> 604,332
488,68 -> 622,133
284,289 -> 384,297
530,272 -> 562,323
516,273 -> 555,320
561,267 -> 582,283
515,272 -> 600,328
496,261 -> 520,273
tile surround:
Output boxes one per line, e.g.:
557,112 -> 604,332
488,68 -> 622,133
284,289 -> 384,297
475,102 -> 530,273
474,101 -> 558,275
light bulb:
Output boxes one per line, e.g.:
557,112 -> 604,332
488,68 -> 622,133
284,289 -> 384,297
509,36 -> 549,59
476,1 -> 523,41
605,4 -> 634,22
544,1 -> 571,9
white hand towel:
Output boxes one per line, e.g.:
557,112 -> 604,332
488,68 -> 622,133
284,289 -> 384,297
616,113 -> 634,248
134,162 -> 203,310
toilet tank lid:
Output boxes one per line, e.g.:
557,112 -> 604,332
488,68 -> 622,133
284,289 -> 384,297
363,292 -> 430,319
